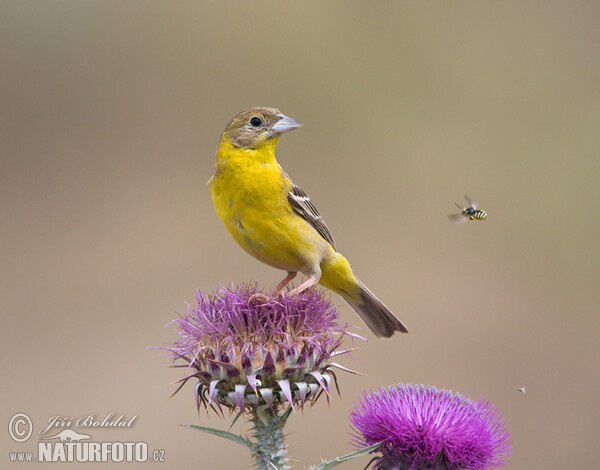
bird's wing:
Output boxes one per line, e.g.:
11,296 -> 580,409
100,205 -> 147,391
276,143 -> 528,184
286,178 -> 337,250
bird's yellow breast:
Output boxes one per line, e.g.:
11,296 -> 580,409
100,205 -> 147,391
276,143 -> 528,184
209,141 -> 330,273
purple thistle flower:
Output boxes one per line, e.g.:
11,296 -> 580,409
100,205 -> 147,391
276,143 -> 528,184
167,284 -> 359,413
350,384 -> 512,470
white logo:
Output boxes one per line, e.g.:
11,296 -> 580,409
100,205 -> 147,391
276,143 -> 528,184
8,411 -> 165,463
8,413 -> 33,443
37,439 -> 150,463
39,429 -> 92,442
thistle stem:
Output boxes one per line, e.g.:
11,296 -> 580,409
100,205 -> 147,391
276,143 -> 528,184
249,405 -> 290,470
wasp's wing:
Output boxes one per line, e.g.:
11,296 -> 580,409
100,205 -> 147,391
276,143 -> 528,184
448,213 -> 468,224
287,179 -> 337,250
464,195 -> 478,210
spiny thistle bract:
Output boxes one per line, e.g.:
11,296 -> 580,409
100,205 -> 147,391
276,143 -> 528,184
350,384 -> 512,470
168,284 -> 359,413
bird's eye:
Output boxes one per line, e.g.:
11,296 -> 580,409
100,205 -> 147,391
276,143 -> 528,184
249,116 -> 262,127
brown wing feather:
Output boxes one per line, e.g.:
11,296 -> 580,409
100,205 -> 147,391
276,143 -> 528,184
287,181 -> 336,250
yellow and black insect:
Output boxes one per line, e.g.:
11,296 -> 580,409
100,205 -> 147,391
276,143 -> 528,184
448,195 -> 487,223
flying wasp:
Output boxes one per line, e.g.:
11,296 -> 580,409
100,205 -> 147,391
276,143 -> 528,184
448,195 -> 487,223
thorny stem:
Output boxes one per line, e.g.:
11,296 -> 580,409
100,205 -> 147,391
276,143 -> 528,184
250,405 -> 290,470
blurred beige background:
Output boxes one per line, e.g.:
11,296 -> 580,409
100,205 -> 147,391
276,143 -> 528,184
2,1 -> 599,468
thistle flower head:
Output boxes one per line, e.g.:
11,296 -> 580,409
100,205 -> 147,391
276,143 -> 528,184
168,284 -> 358,413
350,384 -> 512,470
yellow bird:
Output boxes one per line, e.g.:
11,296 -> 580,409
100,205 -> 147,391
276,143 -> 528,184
208,107 -> 408,338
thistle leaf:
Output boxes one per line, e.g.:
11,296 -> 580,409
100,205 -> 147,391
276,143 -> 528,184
308,443 -> 381,470
181,424 -> 253,451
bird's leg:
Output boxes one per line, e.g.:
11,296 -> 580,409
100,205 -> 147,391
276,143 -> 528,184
272,272 -> 297,293
289,275 -> 319,295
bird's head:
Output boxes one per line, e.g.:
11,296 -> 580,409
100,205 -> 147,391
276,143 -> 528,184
221,107 -> 302,149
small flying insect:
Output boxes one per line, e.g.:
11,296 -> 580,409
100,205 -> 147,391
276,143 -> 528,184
448,195 -> 487,223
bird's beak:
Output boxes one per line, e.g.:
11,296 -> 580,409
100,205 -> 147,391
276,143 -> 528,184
272,114 -> 302,134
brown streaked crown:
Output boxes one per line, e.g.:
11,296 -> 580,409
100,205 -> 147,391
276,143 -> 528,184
223,107 -> 283,148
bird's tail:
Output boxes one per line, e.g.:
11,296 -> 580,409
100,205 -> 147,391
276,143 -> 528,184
318,251 -> 408,338
344,282 -> 408,338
